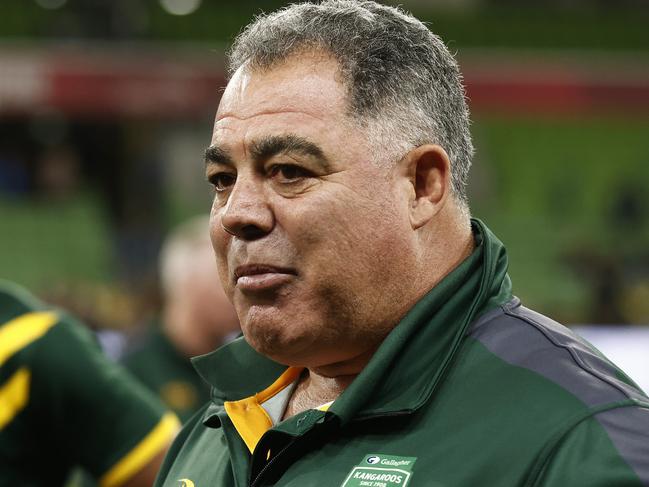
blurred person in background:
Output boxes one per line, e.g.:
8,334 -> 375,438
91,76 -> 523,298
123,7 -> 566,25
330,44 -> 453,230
0,281 -> 180,487
155,2 -> 649,486
122,215 -> 240,422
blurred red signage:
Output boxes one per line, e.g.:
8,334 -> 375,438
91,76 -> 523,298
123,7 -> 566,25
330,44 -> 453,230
0,46 -> 226,119
1,46 -> 648,118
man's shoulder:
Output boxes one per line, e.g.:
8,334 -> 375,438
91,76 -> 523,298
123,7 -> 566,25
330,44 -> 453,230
441,299 -> 649,485
0,281 -> 45,325
465,298 -> 648,410
153,402 -> 223,486
0,281 -> 96,350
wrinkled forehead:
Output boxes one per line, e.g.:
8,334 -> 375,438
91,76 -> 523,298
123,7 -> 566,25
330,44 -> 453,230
216,52 -> 349,123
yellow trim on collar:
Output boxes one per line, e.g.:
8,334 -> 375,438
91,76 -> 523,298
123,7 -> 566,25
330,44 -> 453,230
0,312 -> 58,366
0,367 -> 30,430
316,400 -> 333,412
99,412 -> 180,487
224,366 -> 303,453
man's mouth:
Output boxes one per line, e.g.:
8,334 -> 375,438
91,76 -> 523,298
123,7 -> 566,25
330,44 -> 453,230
233,264 -> 297,292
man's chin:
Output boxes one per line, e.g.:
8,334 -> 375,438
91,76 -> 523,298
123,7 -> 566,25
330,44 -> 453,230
241,323 -> 313,365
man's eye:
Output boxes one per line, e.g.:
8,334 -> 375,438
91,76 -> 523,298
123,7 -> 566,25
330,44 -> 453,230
269,164 -> 311,182
208,173 -> 236,192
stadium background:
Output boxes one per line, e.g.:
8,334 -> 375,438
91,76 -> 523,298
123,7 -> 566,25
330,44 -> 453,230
1,1 -> 648,353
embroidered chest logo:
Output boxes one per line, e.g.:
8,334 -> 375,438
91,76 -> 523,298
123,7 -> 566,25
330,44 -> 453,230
177,479 -> 195,487
341,454 -> 417,487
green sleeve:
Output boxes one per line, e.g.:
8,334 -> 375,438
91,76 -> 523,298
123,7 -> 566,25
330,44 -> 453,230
533,405 -> 649,486
30,315 -> 177,482
153,403 -> 209,486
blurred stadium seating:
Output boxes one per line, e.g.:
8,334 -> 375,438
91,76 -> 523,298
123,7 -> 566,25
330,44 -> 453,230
1,0 -> 648,330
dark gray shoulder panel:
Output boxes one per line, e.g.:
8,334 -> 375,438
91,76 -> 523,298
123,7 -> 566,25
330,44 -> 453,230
469,299 -> 647,407
594,406 -> 649,484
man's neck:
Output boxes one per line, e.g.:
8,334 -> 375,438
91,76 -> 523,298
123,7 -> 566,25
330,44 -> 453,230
282,348 -> 376,419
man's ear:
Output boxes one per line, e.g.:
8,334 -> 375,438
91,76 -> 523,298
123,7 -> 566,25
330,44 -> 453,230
401,144 -> 451,229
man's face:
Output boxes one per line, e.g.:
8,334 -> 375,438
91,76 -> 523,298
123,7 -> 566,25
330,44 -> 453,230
207,54 -> 418,368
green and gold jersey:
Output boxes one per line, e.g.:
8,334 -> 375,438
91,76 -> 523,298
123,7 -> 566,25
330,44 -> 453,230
155,221 -> 649,487
0,282 -> 180,487
122,326 -> 210,423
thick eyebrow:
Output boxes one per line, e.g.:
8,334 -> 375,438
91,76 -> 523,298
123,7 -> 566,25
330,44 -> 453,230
204,134 -> 330,169
204,145 -> 233,166
250,134 -> 330,169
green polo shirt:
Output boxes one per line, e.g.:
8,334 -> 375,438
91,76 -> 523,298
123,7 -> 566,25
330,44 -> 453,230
122,326 -> 210,423
0,282 -> 180,487
155,220 -> 649,486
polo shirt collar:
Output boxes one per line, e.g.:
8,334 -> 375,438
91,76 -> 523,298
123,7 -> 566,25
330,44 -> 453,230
192,336 -> 286,402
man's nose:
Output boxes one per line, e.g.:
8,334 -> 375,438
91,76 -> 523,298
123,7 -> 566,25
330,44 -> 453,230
220,178 -> 274,240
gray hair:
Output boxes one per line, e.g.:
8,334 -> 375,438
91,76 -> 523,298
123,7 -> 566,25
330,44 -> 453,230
228,0 -> 474,207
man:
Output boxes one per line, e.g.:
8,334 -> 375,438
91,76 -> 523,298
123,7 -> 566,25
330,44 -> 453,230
123,215 -> 240,422
0,281 -> 180,486
155,2 -> 649,486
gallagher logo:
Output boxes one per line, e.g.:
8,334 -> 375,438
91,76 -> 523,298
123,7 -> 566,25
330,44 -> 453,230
366,456 -> 381,464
